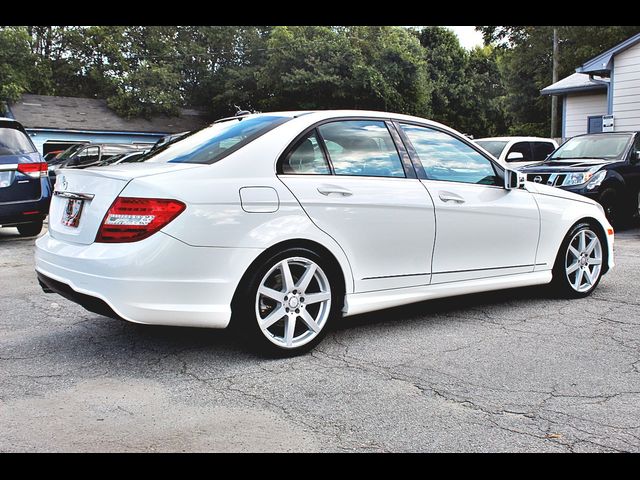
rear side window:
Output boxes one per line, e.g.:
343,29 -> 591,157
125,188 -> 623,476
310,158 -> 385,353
0,127 -> 36,156
317,120 -> 405,178
531,142 -> 555,161
282,131 -> 331,175
144,115 -> 291,164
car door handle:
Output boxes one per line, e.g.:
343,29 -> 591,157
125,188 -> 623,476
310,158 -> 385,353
317,185 -> 353,196
438,191 -> 465,203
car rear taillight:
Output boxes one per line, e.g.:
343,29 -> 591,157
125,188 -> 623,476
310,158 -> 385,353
95,197 -> 186,243
17,161 -> 48,178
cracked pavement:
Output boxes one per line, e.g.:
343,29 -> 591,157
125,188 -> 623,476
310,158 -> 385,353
1,223 -> 639,452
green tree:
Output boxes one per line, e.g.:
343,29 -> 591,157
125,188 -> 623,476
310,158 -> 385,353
479,26 -> 640,136
0,27 -> 39,110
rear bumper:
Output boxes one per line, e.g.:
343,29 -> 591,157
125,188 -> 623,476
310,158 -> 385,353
0,178 -> 51,226
35,231 -> 262,328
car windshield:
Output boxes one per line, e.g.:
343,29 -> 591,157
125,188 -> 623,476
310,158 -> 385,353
549,134 -> 632,161
142,115 -> 291,164
475,140 -> 508,158
0,127 -> 36,156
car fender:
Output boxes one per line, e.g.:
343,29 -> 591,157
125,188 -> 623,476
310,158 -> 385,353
530,188 -> 613,272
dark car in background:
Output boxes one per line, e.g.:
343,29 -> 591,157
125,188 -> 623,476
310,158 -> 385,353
0,118 -> 51,237
49,143 -> 149,184
95,150 -> 148,167
520,132 -> 640,225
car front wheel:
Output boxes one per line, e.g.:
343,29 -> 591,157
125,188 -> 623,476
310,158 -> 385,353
234,248 -> 341,355
552,222 -> 604,298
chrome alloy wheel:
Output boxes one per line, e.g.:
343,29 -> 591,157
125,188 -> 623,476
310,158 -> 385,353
255,257 -> 332,349
565,229 -> 603,293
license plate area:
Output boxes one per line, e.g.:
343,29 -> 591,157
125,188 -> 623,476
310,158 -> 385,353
62,198 -> 84,228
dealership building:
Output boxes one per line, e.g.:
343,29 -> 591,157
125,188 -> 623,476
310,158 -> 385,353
542,32 -> 640,139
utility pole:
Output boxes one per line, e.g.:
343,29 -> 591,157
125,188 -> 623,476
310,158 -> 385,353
551,27 -> 559,139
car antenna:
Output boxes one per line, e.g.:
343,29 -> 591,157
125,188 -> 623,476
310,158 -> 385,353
234,104 -> 251,117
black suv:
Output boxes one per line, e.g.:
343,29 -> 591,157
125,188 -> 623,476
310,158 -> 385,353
520,132 -> 640,225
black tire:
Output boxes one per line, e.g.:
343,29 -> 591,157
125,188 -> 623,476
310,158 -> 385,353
231,247 -> 343,356
550,222 -> 605,298
17,220 -> 43,237
598,188 -> 622,226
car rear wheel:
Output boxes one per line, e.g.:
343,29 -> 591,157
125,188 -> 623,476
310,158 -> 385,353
17,220 -> 43,237
233,247 -> 341,356
551,222 -> 604,298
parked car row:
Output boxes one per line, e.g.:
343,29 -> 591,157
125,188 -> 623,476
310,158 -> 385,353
1,118 -> 167,237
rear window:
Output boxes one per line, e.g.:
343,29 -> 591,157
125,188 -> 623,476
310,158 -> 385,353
0,127 -> 36,156
143,115 -> 291,164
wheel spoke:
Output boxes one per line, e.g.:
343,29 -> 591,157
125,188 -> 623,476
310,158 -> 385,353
259,306 -> 287,330
573,268 -> 584,289
285,315 -> 296,347
304,291 -> 331,305
298,309 -> 321,333
568,245 -> 580,259
584,267 -> 595,286
578,231 -> 586,251
566,261 -> 580,274
588,257 -> 602,265
585,236 -> 598,254
280,260 -> 295,291
258,285 -> 285,303
296,264 -> 317,292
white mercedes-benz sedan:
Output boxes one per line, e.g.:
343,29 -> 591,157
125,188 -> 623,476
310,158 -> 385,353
35,110 -> 615,354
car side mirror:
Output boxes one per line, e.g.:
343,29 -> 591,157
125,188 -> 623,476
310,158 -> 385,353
633,151 -> 640,164
506,151 -> 524,161
504,169 -> 526,190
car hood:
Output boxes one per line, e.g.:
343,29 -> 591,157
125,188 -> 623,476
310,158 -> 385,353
519,159 -> 612,173
525,181 -> 600,206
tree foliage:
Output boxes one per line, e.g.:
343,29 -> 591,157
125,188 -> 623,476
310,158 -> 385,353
1,25 -> 639,137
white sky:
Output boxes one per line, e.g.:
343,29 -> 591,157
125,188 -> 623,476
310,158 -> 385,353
445,26 -> 484,50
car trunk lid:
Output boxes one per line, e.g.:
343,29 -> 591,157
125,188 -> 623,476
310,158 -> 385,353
48,163 -> 202,245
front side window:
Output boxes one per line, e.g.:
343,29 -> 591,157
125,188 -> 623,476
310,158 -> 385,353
144,115 -> 291,164
317,120 -> 405,178
0,127 -> 36,156
400,124 -> 500,185
506,142 -> 532,162
281,130 -> 331,175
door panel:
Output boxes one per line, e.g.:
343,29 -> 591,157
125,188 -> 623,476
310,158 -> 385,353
423,181 -> 540,283
280,175 -> 435,292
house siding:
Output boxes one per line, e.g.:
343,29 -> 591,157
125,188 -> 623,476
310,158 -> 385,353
564,92 -> 608,138
612,41 -> 640,131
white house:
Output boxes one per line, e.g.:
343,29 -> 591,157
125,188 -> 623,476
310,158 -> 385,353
541,32 -> 640,139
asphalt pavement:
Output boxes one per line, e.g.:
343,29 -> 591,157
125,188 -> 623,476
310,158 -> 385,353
1,224 -> 639,452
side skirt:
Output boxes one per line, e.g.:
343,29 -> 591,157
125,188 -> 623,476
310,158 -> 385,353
343,270 -> 553,317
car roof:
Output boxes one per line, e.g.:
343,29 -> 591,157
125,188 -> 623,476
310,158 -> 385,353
475,136 -> 557,142
224,110 -> 465,138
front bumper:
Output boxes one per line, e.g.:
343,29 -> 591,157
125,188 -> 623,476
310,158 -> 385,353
35,231 -> 262,328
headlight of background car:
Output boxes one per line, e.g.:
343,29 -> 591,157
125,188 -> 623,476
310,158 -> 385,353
562,172 -> 593,186
585,170 -> 607,190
